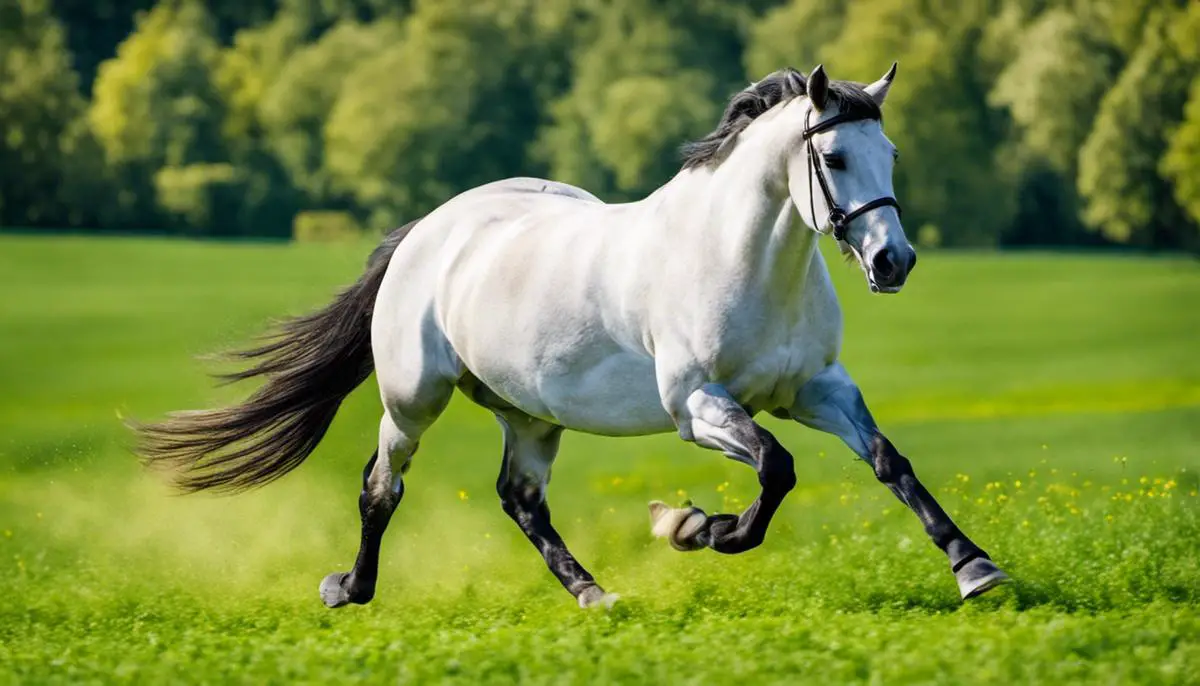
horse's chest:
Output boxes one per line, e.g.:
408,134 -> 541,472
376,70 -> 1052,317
700,335 -> 818,413
697,302 -> 838,413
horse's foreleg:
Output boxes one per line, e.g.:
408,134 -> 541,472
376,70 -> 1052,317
789,362 -> 1009,599
320,415 -> 417,608
652,383 -> 796,554
494,412 -> 616,609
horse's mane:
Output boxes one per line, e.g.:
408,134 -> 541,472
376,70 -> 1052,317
681,68 -> 882,169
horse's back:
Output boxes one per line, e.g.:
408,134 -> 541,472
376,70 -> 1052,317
460,176 -> 604,205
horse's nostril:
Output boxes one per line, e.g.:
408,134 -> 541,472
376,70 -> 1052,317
907,248 -> 918,273
871,249 -> 895,279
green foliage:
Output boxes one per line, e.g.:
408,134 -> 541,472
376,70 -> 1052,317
1077,3 -> 1200,247
292,209 -> 363,242
1160,9 -> 1200,235
0,0 -> 87,226
89,0 -> 225,168
259,20 -> 403,204
322,6 -> 494,228
537,1 -> 720,198
1162,80 -> 1200,230
324,0 -> 572,228
87,0 -> 227,226
214,12 -> 309,149
821,0 -> 1015,246
1,236 -> 1198,681
153,162 -> 244,233
744,0 -> 846,77
3,0 -> 1200,248
990,10 -> 1116,177
986,7 -> 1119,244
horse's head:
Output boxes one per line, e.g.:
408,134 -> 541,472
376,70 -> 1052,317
783,64 -> 914,293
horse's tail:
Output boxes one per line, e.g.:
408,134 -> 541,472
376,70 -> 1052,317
135,220 -> 420,493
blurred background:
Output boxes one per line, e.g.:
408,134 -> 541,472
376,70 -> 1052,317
2,0 -> 1199,681
2,0 -> 1199,249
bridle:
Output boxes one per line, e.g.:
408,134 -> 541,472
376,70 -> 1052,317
803,108 -> 902,242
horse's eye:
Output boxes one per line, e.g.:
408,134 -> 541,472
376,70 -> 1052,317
823,154 -> 845,171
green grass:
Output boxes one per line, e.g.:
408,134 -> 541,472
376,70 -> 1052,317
0,235 -> 1198,684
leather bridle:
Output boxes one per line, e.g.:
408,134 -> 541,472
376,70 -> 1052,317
803,109 -> 902,242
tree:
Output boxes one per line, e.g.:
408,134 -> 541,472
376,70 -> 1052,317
535,0 -> 720,199
1161,79 -> 1200,237
819,0 -> 1015,246
1159,3 -> 1200,244
0,0 -> 88,227
324,0 -> 576,229
990,9 -> 1118,177
744,0 -> 846,78
1077,3 -> 1200,247
88,0 -> 229,230
257,20 -> 404,206
987,7 -> 1120,244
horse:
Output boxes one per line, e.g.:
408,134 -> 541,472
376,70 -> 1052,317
137,63 -> 1009,609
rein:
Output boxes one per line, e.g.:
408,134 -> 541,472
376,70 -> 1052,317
803,110 -> 902,242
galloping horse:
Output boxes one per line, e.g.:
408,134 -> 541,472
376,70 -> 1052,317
138,64 -> 1009,609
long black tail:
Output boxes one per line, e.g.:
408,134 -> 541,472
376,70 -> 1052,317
135,221 -> 419,493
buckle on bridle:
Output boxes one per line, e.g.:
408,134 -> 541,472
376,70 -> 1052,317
828,208 -> 848,241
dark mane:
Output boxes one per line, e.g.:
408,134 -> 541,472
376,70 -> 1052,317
681,68 -> 882,169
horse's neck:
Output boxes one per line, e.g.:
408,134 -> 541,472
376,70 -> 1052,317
648,138 -> 819,302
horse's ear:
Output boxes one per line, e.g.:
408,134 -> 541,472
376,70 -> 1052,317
864,62 -> 897,107
783,69 -> 806,98
808,64 -> 829,111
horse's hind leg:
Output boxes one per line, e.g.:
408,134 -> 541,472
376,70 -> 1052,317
494,411 -> 617,609
320,411 -> 434,608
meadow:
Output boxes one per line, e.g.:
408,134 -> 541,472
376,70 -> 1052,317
0,234 -> 1197,684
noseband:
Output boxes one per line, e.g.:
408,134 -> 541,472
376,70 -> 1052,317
804,109 -> 902,242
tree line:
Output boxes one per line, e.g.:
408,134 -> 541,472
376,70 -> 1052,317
2,0 -> 1198,250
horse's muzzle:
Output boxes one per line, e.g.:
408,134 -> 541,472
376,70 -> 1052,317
867,244 -> 917,293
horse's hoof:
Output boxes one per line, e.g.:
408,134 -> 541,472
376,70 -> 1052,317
956,556 -> 1010,600
648,501 -> 709,551
320,571 -> 370,608
577,585 -> 620,609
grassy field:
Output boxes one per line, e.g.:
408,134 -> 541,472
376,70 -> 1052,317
0,234 -> 1198,684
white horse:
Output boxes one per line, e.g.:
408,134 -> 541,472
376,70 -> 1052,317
138,64 -> 1009,609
